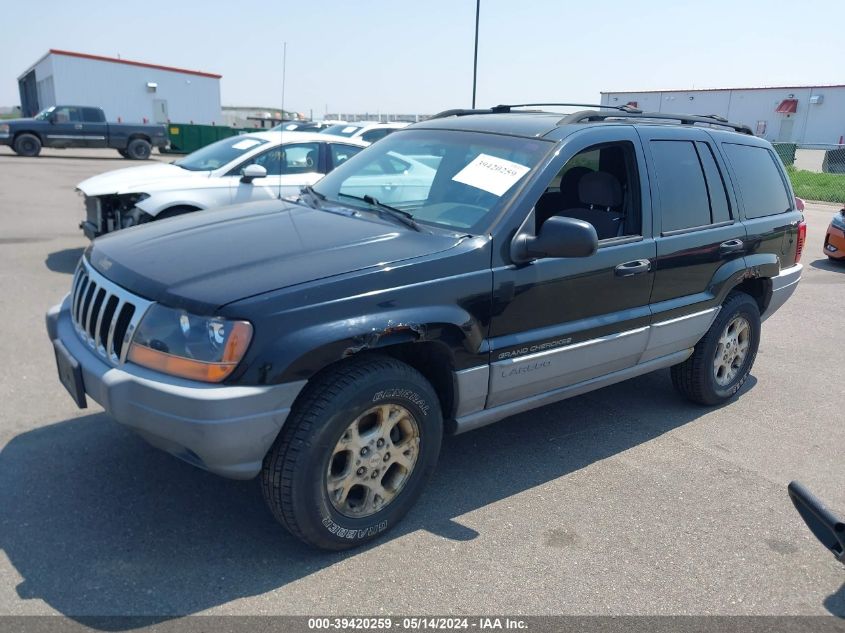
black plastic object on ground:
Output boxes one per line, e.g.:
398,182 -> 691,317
788,480 -> 845,563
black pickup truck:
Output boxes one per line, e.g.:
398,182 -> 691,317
0,105 -> 167,159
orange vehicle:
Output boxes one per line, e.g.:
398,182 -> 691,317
824,207 -> 845,260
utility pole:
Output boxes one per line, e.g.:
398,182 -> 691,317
472,0 -> 480,108
281,42 -> 287,119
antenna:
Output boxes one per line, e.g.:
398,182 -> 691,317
279,41 -> 287,201
471,0 -> 480,108
281,42 -> 287,120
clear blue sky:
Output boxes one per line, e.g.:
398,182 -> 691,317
2,0 -> 843,117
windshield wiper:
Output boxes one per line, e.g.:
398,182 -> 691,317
336,193 -> 423,232
300,184 -> 326,207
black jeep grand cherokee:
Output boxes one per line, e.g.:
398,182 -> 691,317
47,104 -> 805,549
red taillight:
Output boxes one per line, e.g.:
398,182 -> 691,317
795,220 -> 807,263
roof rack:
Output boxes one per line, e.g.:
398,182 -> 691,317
558,109 -> 754,135
428,102 -> 641,120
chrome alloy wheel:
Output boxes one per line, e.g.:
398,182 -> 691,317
713,315 -> 751,387
326,404 -> 421,518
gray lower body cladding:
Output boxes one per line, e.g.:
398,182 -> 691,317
451,263 -> 802,433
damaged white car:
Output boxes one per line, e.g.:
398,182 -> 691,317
77,131 -> 368,238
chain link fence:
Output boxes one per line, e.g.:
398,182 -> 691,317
773,143 -> 845,205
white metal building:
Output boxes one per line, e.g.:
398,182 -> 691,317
18,49 -> 222,125
601,85 -> 845,145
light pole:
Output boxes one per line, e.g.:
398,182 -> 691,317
472,0 -> 480,108
281,42 -> 287,120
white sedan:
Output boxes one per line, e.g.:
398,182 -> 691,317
319,121 -> 409,144
77,131 -> 368,238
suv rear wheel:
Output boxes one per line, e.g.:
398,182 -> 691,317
261,355 -> 443,550
671,291 -> 761,406
125,138 -> 152,160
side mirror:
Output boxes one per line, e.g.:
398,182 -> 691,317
788,481 -> 845,563
512,215 -> 598,262
240,164 -> 267,183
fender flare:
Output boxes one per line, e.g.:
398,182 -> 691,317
261,305 -> 484,386
715,253 -> 779,311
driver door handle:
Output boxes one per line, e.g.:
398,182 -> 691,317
615,259 -> 651,277
719,239 -> 745,254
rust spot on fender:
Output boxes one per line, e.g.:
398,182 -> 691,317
342,321 -> 427,357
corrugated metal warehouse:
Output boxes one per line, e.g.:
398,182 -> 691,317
601,85 -> 845,145
18,49 -> 222,125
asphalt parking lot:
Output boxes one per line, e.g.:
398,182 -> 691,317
0,146 -> 843,621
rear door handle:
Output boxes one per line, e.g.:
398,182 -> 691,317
615,259 -> 651,277
720,239 -> 744,254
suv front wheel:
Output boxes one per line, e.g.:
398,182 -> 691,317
671,291 -> 761,406
261,355 -> 443,550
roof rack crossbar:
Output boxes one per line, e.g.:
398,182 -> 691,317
558,110 -> 754,135
428,108 -> 496,120
428,102 -> 642,120
490,102 -> 642,114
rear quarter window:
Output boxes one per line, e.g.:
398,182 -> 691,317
722,143 -> 791,219
82,108 -> 105,123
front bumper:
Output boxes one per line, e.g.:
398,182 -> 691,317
46,295 -> 306,479
824,225 -> 845,259
761,263 -> 802,322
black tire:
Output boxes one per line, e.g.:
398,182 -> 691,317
14,133 -> 41,157
671,292 -> 761,406
261,355 -> 443,550
117,149 -> 129,158
125,138 -> 152,160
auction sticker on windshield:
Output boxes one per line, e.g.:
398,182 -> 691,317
452,153 -> 530,196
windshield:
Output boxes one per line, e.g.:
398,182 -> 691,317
312,129 -> 551,233
174,135 -> 271,171
321,124 -> 363,137
34,107 -> 55,120
271,122 -> 303,131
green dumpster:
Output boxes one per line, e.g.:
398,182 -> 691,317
163,124 -> 240,154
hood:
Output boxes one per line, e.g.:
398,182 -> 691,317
2,117 -> 35,126
77,163 -> 209,197
88,200 -> 464,313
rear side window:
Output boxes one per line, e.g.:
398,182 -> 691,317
360,128 -> 392,143
82,108 -> 105,123
650,140 -> 734,232
329,143 -> 363,168
650,140 -> 711,232
722,144 -> 791,218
